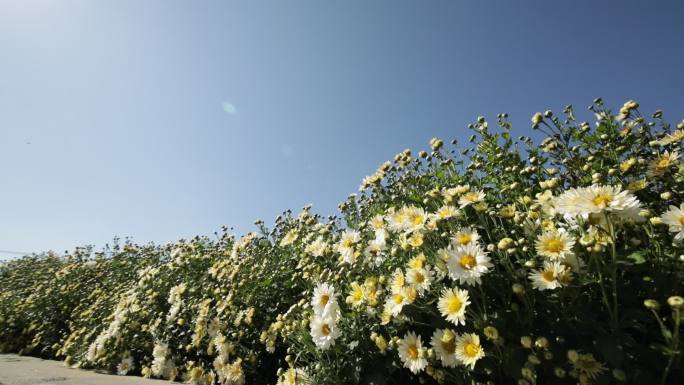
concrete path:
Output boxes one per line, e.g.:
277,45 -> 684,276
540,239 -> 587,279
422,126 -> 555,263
0,355 -> 176,385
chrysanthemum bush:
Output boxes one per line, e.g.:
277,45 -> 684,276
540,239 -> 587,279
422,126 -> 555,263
1,99 -> 683,385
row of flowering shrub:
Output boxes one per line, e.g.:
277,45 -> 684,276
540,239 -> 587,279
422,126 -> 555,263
1,99 -> 683,384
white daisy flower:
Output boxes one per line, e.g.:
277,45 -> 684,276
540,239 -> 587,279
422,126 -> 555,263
276,368 -> 309,385
661,203 -> 684,242
535,229 -> 575,260
458,190 -> 485,208
397,331 -> 428,374
431,329 -> 458,368
279,229 -> 298,247
384,286 -> 411,316
405,206 -> 428,232
310,314 -> 341,350
535,189 -> 556,216
455,333 -> 485,369
647,150 -> 679,177
556,185 -> 642,221
151,342 -> 171,378
117,356 -> 134,375
652,129 -> 684,146
311,283 -> 339,317
406,266 -> 433,295
528,261 -> 569,291
433,205 -> 459,221
369,214 -> 385,231
337,230 -> 361,264
553,187 -> 585,217
452,228 -> 480,247
345,282 -> 365,308
446,244 -> 492,286
387,207 -> 410,232
364,239 -> 387,266
437,287 -> 470,326
223,358 -> 245,385
304,237 -> 328,257
373,228 -> 388,244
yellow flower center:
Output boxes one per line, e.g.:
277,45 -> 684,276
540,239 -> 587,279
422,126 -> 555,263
456,234 -> 472,245
592,193 -> 613,208
393,293 -> 405,304
321,324 -> 330,336
657,158 -> 670,168
394,275 -> 405,287
464,192 -> 479,202
447,296 -> 462,313
342,239 -> 354,248
414,271 -> 425,283
352,289 -> 363,302
542,270 -> 555,282
409,233 -> 424,246
464,342 -> 480,357
229,366 -> 242,376
407,345 -> 419,359
320,295 -> 329,306
408,258 -> 424,269
459,254 -> 477,269
411,214 -> 424,226
545,239 -> 564,253
679,216 -> 684,226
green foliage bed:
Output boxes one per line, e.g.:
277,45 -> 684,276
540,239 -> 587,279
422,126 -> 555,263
1,99 -> 683,385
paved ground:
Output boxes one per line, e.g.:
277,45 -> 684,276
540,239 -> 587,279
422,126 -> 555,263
0,355 -> 176,385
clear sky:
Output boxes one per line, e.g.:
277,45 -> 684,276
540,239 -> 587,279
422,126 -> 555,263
1,0 -> 683,259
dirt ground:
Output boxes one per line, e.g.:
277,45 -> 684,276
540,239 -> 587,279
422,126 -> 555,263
0,354 -> 176,385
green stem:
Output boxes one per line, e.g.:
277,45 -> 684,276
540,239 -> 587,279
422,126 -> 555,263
591,253 -> 613,324
661,309 -> 681,385
661,356 -> 674,385
606,215 -> 619,329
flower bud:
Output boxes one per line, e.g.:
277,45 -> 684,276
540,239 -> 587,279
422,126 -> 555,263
535,337 -> 549,349
554,367 -> 566,378
667,295 -> 684,309
531,112 -> 543,127
512,283 -> 525,295
498,238 -> 515,250
484,326 -> 499,340
520,336 -> 533,348
528,354 -> 541,365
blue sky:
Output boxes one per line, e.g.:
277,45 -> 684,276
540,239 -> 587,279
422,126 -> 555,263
1,0 -> 683,259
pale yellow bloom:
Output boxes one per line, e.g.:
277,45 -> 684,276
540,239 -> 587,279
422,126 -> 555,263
455,333 -> 485,369
647,150 -> 679,177
279,229 -> 298,247
437,288 -> 470,325
397,331 -> 427,374
535,229 -> 575,260
459,190 -> 485,208
661,203 -> 684,242
431,329 -> 458,367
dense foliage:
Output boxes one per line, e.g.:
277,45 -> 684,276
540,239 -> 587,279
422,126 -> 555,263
1,99 -> 683,385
